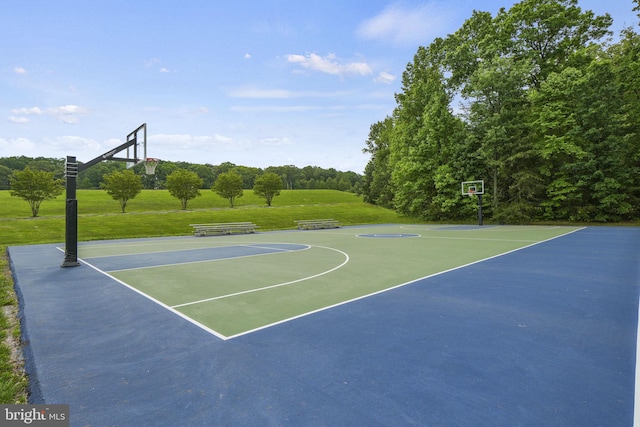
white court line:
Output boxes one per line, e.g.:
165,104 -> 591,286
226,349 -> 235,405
79,240 -> 298,259
225,226 -> 587,340
59,226 -> 586,341
407,225 -> 567,231
58,244 -> 349,340
172,245 -> 349,308
105,244 -> 311,273
54,246 -> 228,340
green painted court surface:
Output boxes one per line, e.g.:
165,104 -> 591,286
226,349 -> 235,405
78,224 -> 582,339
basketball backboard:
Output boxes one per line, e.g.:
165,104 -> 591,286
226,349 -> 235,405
461,180 -> 484,196
126,123 -> 147,168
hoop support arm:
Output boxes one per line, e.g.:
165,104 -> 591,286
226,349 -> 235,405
78,137 -> 138,172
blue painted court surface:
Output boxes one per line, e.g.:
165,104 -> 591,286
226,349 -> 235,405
8,225 -> 640,426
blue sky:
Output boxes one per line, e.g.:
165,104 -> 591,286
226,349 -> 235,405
1,1 -> 636,173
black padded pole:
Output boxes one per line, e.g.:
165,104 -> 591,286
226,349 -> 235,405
61,156 -> 80,267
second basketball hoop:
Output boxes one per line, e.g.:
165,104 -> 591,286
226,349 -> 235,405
461,179 -> 484,226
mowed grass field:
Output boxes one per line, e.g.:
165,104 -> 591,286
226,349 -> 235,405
0,189 -> 413,245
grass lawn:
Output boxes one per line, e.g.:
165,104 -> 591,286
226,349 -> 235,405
0,189 -> 412,403
0,189 -> 411,244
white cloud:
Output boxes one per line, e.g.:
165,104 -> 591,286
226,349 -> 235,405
11,107 -> 42,115
8,116 -> 29,123
144,58 -> 161,68
258,137 -> 291,146
150,134 -> 235,149
147,134 -> 294,157
374,71 -> 396,84
145,58 -> 171,72
2,135 -> 99,159
46,135 -> 102,151
286,53 -> 373,77
51,105 -> 83,114
0,137 -> 36,153
13,67 -> 27,75
9,104 -> 87,124
244,53 -> 252,59
48,105 -> 88,123
357,3 -> 453,45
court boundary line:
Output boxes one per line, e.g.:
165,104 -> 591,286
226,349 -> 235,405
171,245 -> 349,308
77,244 -> 309,259
56,243 -> 349,340
224,226 -> 587,339
54,246 -> 229,340
58,226 -> 586,341
102,244 -> 311,273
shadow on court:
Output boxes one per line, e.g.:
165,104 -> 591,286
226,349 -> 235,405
8,226 -> 639,426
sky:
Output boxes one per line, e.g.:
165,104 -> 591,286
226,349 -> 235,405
1,1 -> 637,173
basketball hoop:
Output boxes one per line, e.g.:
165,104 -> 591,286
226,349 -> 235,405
143,158 -> 159,175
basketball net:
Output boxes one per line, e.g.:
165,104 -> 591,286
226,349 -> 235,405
143,158 -> 159,175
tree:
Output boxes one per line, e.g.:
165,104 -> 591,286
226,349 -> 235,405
166,169 -> 203,209
78,161 -> 125,189
212,171 -> 243,207
9,167 -> 64,217
0,165 -> 12,190
100,169 -> 144,213
253,172 -> 282,206
362,118 -> 394,207
361,0 -> 624,223
232,165 -> 262,189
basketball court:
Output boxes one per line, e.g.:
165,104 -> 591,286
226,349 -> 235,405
8,224 -> 639,425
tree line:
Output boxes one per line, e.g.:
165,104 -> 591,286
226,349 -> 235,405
7,165 -> 287,216
361,0 -> 640,223
0,157 -> 363,193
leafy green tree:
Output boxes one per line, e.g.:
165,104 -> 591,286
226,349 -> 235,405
389,41 -> 469,219
9,167 -> 64,217
0,165 -> 12,190
253,172 -> 282,206
212,171 -> 243,207
495,0 -> 612,89
189,164 -> 216,188
362,118 -> 394,207
361,0 -> 624,223
212,161 -> 237,178
609,28 -> 640,218
232,165 -> 262,189
78,161 -> 124,189
166,169 -> 203,210
100,169 -> 144,213
265,165 -> 300,189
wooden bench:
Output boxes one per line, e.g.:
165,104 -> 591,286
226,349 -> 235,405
294,219 -> 341,230
190,222 -> 259,236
